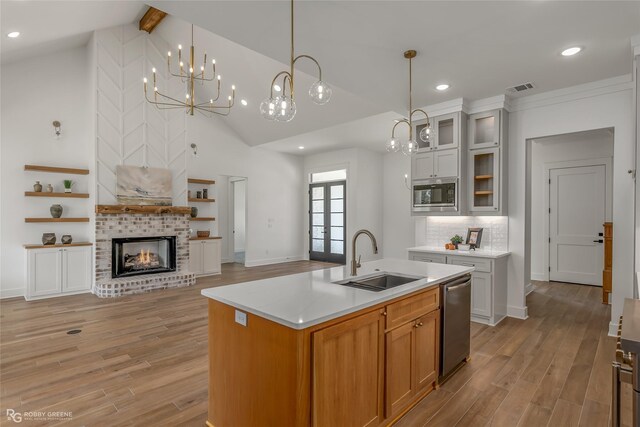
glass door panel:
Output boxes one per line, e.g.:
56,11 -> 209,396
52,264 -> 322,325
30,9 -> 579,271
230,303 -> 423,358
309,181 -> 346,264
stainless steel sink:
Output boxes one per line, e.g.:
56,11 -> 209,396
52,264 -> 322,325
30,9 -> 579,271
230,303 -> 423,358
334,273 -> 423,292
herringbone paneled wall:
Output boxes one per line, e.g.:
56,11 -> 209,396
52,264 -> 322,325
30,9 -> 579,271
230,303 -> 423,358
95,24 -> 187,205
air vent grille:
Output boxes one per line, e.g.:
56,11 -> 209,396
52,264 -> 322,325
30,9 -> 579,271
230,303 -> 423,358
507,82 -> 535,93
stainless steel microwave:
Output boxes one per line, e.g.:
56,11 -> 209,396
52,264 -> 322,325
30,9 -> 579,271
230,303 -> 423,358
412,177 -> 458,212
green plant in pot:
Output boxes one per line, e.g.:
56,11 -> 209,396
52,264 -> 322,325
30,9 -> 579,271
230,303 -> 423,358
450,234 -> 464,249
63,180 -> 74,193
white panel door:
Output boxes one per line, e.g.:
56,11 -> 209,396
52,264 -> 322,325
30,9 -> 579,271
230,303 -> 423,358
412,152 -> 435,180
28,248 -> 62,298
549,165 -> 605,285
62,247 -> 92,292
202,240 -> 221,274
189,241 -> 203,274
433,150 -> 458,178
470,272 -> 492,318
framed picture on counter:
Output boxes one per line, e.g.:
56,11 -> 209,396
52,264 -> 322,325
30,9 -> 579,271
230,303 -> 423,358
466,227 -> 483,249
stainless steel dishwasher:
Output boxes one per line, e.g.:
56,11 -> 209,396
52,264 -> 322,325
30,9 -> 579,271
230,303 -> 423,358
440,274 -> 472,381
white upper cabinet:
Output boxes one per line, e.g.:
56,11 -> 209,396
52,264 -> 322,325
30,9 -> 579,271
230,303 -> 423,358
434,150 -> 458,178
468,109 -> 501,150
412,152 -> 435,180
414,112 -> 461,152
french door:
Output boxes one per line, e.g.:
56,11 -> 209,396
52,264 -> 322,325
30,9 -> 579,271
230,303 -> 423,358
309,181 -> 346,264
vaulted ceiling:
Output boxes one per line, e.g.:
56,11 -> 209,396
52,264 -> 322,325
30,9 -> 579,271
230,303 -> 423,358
2,1 -> 639,153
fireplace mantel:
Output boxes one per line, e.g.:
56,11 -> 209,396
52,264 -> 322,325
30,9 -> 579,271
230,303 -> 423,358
96,205 -> 191,215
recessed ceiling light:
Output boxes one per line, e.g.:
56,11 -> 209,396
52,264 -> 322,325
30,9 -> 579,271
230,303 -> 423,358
7,31 -> 20,38
240,99 -> 248,106
561,46 -> 581,57
273,84 -> 281,92
436,84 -> 450,91
298,146 -> 305,150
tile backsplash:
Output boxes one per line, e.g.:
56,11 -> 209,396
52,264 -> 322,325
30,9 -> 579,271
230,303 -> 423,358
417,216 -> 508,251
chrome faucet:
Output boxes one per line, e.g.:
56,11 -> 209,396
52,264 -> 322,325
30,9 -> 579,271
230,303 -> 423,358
351,229 -> 379,276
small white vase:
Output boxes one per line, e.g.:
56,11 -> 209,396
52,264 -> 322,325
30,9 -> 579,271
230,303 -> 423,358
64,188 -> 71,193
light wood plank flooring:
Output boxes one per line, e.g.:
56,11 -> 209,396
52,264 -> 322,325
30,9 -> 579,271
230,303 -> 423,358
0,266 -> 631,426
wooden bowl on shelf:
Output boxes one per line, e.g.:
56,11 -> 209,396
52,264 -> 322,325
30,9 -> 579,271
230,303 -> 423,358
197,230 -> 210,238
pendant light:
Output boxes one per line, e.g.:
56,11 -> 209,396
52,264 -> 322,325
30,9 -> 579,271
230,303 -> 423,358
386,50 -> 432,155
260,0 -> 332,122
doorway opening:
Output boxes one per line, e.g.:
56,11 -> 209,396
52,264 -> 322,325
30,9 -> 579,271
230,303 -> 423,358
527,128 -> 614,300
309,169 -> 347,264
229,177 -> 247,265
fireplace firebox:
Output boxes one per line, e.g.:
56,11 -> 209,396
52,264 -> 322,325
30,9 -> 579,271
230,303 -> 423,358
112,236 -> 177,278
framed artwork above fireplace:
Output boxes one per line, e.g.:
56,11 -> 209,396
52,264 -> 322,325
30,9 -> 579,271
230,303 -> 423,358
116,165 -> 172,206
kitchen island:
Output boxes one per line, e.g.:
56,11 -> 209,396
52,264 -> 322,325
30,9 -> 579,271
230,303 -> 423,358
201,259 -> 473,427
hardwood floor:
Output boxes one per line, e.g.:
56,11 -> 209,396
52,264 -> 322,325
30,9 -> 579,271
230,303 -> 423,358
0,268 -> 631,426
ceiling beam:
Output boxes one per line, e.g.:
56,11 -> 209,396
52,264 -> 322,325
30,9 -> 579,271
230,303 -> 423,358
139,7 -> 167,33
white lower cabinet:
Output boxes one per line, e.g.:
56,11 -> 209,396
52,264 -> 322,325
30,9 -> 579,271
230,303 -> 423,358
408,250 -> 508,326
189,239 -> 221,277
26,246 -> 92,300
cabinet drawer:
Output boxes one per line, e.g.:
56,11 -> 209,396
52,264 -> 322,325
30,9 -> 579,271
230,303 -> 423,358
386,288 -> 439,331
409,252 -> 447,264
447,256 -> 492,273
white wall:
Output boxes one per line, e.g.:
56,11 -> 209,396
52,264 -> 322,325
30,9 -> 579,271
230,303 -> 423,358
0,46 -> 95,297
509,76 -> 634,329
233,179 -> 246,251
303,148 -> 383,263
381,152 -> 415,258
530,131 -> 614,280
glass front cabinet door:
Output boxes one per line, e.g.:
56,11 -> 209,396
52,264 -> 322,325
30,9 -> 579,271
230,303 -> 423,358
414,112 -> 460,152
468,109 -> 501,150
469,147 -> 500,212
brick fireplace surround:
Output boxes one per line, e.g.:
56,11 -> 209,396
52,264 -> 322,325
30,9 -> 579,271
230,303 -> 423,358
94,206 -> 196,297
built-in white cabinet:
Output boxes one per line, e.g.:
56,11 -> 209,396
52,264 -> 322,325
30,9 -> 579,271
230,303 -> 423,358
189,239 -> 221,276
408,250 -> 508,326
26,245 -> 92,300
412,150 -> 458,179
468,110 -> 501,150
469,147 -> 500,213
414,112 -> 463,152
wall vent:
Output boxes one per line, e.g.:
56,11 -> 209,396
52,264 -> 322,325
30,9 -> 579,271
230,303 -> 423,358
506,82 -> 535,93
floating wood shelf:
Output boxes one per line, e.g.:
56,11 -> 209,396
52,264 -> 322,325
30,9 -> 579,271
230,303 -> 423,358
474,175 -> 494,180
25,191 -> 89,199
188,178 -> 216,185
24,165 -> 90,175
95,205 -> 191,215
188,198 -> 215,203
474,191 -> 494,195
25,218 -> 90,223
190,217 -> 216,221
189,237 -> 222,241
23,242 -> 93,249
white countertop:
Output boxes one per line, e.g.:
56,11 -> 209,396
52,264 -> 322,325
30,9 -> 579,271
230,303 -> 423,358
407,246 -> 511,259
201,258 -> 473,330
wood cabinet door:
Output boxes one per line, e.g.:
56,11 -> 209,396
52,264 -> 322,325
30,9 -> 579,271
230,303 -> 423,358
434,150 -> 458,178
62,246 -> 92,292
202,240 -> 221,274
414,310 -> 440,393
385,320 -> 415,418
313,310 -> 384,427
27,248 -> 62,299
470,272 -> 493,318
189,241 -> 202,274
412,152 -> 435,180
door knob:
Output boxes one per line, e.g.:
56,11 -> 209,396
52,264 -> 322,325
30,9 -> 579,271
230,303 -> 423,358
593,240 -> 603,243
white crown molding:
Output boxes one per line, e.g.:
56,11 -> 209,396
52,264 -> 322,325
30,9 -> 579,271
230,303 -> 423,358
509,74 -> 633,112
464,95 -> 512,114
417,97 -> 464,118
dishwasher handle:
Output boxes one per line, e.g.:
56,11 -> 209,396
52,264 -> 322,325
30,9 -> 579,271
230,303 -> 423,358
446,280 -> 471,292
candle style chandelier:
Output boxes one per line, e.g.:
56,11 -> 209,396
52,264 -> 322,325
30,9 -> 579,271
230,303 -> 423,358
143,25 -> 236,116
386,50 -> 432,155
260,0 -> 332,122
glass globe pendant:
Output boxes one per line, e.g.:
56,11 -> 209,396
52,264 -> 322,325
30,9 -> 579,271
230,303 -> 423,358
275,96 -> 297,122
260,97 -> 278,120
419,126 -> 432,144
386,138 -> 400,153
309,80 -> 332,105
401,139 -> 419,156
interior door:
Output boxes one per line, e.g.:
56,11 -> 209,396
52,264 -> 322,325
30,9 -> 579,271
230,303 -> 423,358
549,165 -> 606,285
309,181 -> 346,264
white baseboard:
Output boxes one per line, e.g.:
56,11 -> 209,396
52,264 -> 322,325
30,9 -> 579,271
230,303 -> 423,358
0,288 -> 24,299
609,320 -> 620,337
530,273 -> 546,281
507,305 -> 529,320
244,255 -> 305,268
525,282 -> 534,295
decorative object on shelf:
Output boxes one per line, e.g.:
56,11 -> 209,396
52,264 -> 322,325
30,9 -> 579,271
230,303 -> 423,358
466,227 -> 483,249
143,24 -> 236,116
450,234 -> 464,249
116,165 -> 172,206
188,190 -> 192,199
189,228 -> 194,237
457,244 -> 471,252
42,233 -> 56,245
33,181 -> 42,192
50,204 -> 63,218
61,235 -> 73,244
52,120 -> 61,140
386,50 -> 432,156
196,191 -> 202,199
445,243 -> 455,250
260,0 -> 331,122
190,206 -> 198,218
63,179 -> 73,193
190,143 -> 198,157
202,188 -> 208,199
197,230 -> 210,238
46,184 -> 54,193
